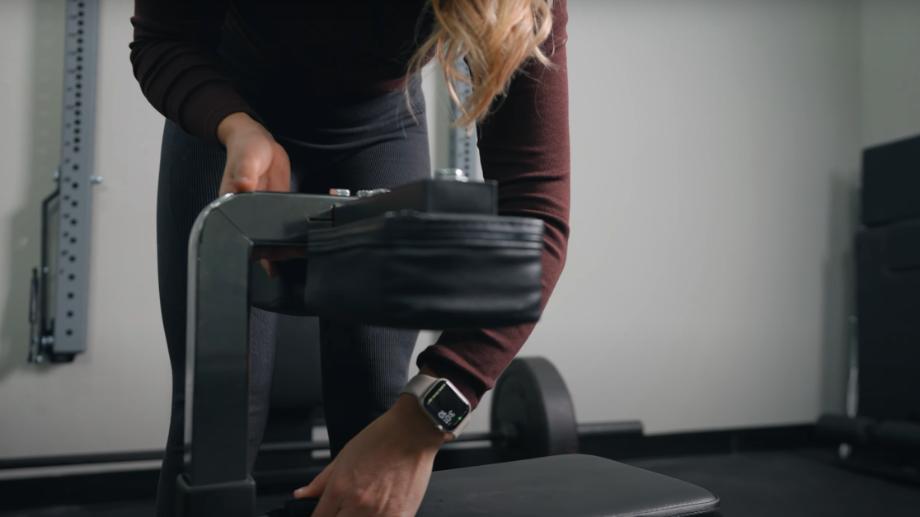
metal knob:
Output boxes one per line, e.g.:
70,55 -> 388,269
433,168 -> 469,182
356,189 -> 390,198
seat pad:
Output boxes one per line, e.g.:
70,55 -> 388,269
418,454 -> 719,517
271,454 -> 719,517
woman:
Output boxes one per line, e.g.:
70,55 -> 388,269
130,1 -> 570,515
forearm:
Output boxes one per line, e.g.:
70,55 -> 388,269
415,0 -> 570,411
217,112 -> 263,145
130,0 -> 257,142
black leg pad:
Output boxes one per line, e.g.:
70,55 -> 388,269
419,454 -> 720,517
176,474 -> 256,517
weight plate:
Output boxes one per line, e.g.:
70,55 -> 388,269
490,356 -> 579,461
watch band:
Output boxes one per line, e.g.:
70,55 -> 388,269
401,373 -> 472,439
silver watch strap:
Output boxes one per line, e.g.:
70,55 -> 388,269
401,373 -> 472,438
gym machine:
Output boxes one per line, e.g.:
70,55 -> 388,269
818,134 -> 920,481
179,174 -> 720,516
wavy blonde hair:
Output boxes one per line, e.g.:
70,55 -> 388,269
409,0 -> 555,127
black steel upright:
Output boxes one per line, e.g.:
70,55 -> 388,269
178,192 -> 347,517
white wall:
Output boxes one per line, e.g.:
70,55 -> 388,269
0,0 -> 170,463
860,0 -> 920,146
1,0 -> 916,472
534,0 -> 862,432
0,0 -> 453,468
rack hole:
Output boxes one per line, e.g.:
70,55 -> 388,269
66,329 -> 73,337
67,292 -> 75,299
67,311 -> 74,318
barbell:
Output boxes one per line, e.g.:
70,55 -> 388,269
260,356 -> 642,462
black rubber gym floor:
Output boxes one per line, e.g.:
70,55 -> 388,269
3,450 -> 919,516
629,449 -> 920,517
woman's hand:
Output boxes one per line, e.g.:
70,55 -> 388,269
293,393 -> 451,516
217,112 -> 291,196
217,112 -> 292,275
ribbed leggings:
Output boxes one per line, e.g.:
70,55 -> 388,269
154,83 -> 430,517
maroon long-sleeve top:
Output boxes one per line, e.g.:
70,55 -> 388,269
130,0 -> 570,411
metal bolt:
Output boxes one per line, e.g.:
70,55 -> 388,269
328,188 -> 351,197
90,175 -> 104,185
356,189 -> 390,198
434,168 -> 468,182
40,336 -> 55,346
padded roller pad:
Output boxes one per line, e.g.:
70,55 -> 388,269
418,454 -> 719,517
303,211 -> 545,329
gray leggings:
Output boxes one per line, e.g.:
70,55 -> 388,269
154,82 -> 430,516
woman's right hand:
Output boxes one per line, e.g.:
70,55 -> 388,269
217,113 -> 293,277
217,112 -> 291,196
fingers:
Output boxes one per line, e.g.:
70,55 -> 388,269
219,159 -> 262,196
297,465 -> 341,517
258,258 -> 275,278
311,491 -> 343,517
220,141 -> 291,197
293,462 -> 334,500
267,142 -> 292,193
232,155 -> 266,193
256,172 -> 270,191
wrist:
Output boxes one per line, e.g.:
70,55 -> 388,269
393,393 -> 451,452
216,111 -> 262,146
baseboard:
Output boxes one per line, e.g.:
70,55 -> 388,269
0,468 -> 161,511
0,423 -> 820,511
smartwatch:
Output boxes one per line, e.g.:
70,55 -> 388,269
401,374 -> 472,440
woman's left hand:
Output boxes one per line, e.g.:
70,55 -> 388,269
293,393 -> 451,516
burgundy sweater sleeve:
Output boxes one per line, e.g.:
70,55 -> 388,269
416,0 -> 571,411
129,0 -> 257,143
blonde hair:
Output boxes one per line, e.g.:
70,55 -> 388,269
409,0 -> 555,127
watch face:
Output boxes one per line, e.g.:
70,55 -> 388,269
422,380 -> 470,432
